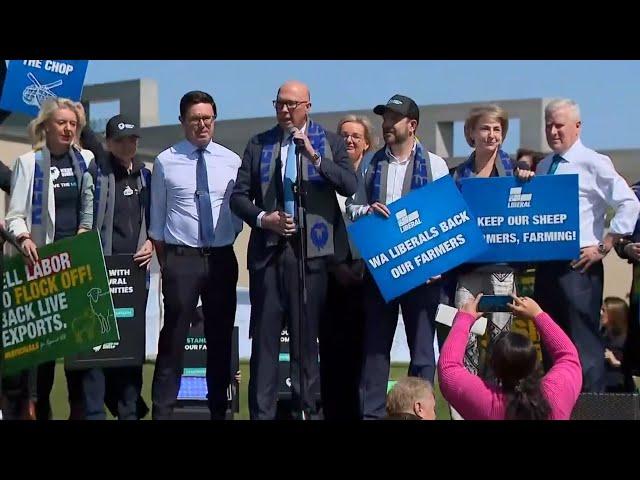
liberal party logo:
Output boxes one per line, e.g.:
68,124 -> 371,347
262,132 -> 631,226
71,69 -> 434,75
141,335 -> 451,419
310,221 -> 329,250
507,187 -> 532,208
395,208 -> 422,233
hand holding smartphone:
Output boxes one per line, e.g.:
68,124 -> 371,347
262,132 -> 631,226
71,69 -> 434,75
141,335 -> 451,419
477,295 -> 513,313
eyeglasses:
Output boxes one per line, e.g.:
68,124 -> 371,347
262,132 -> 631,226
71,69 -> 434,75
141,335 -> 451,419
341,133 -> 365,142
272,100 -> 309,111
187,115 -> 216,126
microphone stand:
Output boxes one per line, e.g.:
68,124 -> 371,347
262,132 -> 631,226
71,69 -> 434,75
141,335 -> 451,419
293,143 -> 308,421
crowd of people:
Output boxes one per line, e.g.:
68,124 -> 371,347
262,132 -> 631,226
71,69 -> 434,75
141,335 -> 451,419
1,75 -> 639,420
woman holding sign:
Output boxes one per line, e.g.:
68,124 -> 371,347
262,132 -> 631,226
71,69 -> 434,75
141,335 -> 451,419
6,97 -> 94,420
320,114 -> 377,420
447,105 -> 532,419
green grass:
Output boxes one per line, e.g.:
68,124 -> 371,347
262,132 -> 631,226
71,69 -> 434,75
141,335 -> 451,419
50,361 -> 451,420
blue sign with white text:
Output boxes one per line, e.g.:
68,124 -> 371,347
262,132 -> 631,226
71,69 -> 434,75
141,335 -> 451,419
348,175 -> 487,302
0,60 -> 89,117
460,175 -> 580,263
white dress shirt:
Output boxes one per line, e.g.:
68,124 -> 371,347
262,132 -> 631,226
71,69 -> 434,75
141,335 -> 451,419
149,139 -> 241,247
384,141 -> 450,204
349,142 -> 449,221
537,138 -> 640,248
385,143 -> 414,204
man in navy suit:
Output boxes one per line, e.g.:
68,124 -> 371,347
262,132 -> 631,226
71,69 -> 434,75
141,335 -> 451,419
230,80 -> 357,419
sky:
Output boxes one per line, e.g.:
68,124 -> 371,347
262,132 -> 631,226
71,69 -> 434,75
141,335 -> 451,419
78,60 -> 640,155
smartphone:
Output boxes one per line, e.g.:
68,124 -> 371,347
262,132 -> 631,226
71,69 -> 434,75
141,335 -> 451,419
477,295 -> 513,313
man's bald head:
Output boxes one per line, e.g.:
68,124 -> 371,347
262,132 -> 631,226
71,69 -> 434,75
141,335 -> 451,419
277,80 -> 310,102
274,80 -> 312,130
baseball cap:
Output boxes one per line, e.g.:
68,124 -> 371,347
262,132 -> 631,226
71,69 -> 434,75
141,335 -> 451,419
105,114 -> 140,139
373,94 -> 420,124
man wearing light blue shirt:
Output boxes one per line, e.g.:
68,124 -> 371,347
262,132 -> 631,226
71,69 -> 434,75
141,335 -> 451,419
148,90 -> 242,419
535,98 -> 640,393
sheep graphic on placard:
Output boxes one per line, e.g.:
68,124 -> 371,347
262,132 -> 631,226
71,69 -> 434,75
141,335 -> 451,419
86,287 -> 112,335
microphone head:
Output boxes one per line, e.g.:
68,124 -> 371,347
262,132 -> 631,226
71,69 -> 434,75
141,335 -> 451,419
288,126 -> 305,146
515,160 -> 532,171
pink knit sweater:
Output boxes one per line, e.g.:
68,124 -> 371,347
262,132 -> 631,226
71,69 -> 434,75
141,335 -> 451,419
437,311 -> 582,420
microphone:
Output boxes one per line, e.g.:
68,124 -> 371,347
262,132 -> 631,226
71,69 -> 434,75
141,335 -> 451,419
288,126 -> 305,147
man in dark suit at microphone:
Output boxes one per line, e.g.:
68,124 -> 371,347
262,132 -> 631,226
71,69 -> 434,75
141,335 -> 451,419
230,80 -> 358,419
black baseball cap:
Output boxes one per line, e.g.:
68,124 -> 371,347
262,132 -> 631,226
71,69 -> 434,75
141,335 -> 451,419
105,114 -> 141,140
373,94 -> 420,124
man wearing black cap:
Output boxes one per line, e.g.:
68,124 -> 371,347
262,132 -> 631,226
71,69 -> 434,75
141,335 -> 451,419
79,113 -> 152,419
354,94 -> 450,419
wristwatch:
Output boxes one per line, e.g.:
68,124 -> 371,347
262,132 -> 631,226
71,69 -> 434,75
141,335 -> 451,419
597,242 -> 609,255
311,152 -> 320,163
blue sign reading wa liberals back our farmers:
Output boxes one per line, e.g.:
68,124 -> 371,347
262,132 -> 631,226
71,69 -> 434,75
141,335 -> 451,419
348,175 -> 487,302
0,60 -> 89,117
460,174 -> 580,263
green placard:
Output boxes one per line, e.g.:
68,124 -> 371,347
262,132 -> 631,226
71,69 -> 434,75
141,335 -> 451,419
1,231 -> 118,374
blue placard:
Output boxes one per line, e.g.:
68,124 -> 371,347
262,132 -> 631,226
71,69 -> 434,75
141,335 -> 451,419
460,175 -> 580,263
348,175 -> 487,302
0,60 -> 89,117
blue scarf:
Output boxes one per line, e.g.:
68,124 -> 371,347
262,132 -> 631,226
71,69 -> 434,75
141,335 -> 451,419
32,160 -> 45,226
260,119 -> 327,189
370,140 -> 430,202
453,149 -> 513,188
92,159 -> 151,253
92,161 -> 151,220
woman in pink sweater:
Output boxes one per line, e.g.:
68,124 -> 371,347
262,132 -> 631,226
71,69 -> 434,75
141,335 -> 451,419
438,294 -> 582,420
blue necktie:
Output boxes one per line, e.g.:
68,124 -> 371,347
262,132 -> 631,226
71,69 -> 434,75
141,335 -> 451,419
548,154 -> 563,175
284,137 -> 297,216
196,148 -> 215,246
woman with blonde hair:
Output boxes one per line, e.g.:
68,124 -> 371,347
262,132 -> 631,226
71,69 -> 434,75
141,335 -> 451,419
445,104 -> 532,418
6,96 -> 95,419
320,114 -> 377,419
